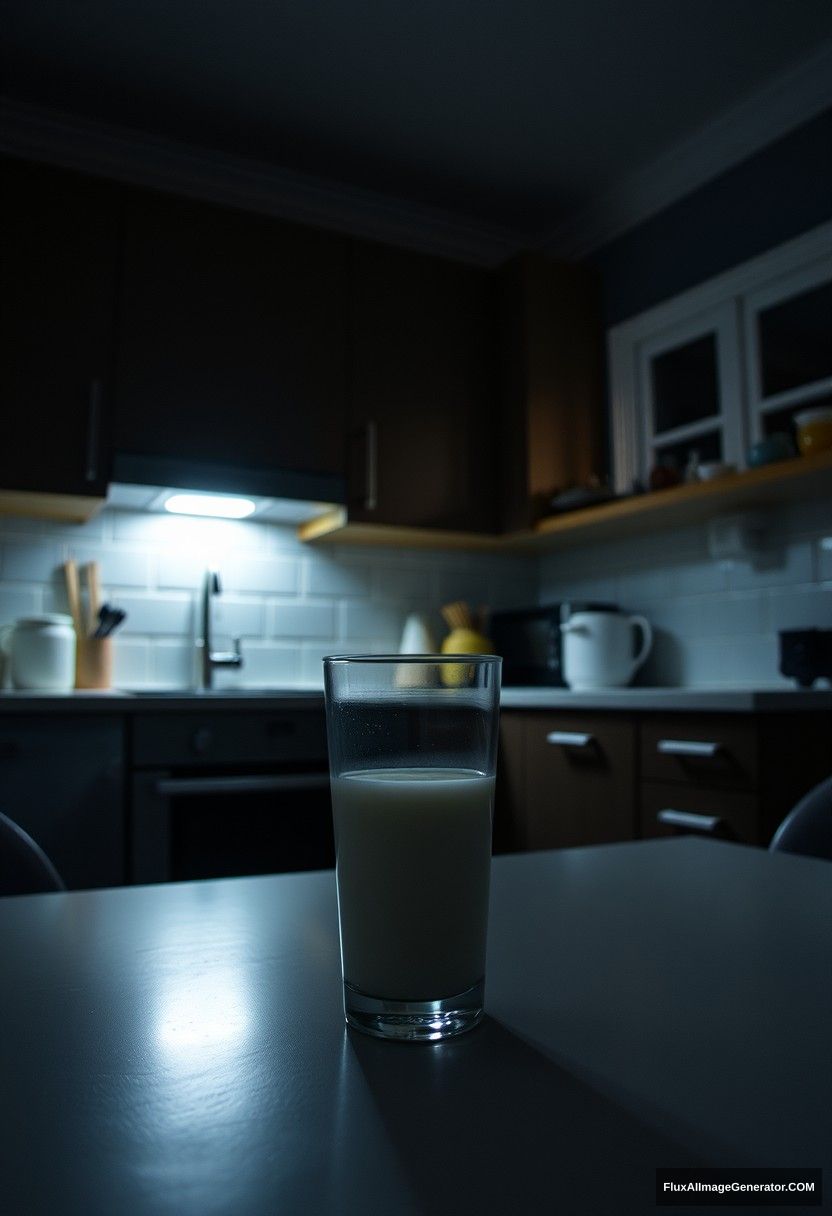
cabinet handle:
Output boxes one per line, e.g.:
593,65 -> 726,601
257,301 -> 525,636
546,731 -> 594,749
657,739 -> 721,759
85,378 -> 103,483
657,809 -> 728,835
364,419 -> 378,511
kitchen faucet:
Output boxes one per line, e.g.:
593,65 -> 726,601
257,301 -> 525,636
200,568 -> 243,690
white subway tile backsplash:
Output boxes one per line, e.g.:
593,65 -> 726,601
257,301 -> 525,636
66,545 -> 151,590
726,539 -> 814,591
212,597 -> 266,638
117,594 -> 195,636
307,558 -> 372,598
372,564 -> 434,602
222,554 -> 299,596
111,639 -> 150,688
0,585 -> 41,624
215,643 -> 300,688
155,551 -> 212,590
0,541 -> 62,583
299,642 -> 339,685
436,570 -> 491,608
816,536 -> 832,583
150,641 -> 197,687
269,601 -> 336,639
343,598 -> 405,643
767,586 -> 832,632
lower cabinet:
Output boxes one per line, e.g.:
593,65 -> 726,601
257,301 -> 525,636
0,717 -> 125,889
497,712 -> 636,851
498,707 -> 832,853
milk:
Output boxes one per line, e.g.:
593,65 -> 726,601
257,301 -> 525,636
331,768 -> 494,1001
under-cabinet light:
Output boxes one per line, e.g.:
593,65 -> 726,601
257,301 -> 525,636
163,493 -> 257,519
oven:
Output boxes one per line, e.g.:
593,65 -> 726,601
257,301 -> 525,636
130,707 -> 333,884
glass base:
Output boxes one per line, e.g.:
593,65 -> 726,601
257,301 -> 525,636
344,980 -> 485,1042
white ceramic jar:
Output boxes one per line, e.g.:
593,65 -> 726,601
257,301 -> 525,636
560,609 -> 653,690
2,615 -> 76,691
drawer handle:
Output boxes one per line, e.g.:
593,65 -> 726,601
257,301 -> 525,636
546,731 -> 594,749
657,739 -> 721,759
657,809 -> 730,836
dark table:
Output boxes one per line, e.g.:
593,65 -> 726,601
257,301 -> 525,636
1,839 -> 829,1215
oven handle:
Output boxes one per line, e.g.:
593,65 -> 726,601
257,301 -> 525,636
155,773 -> 330,798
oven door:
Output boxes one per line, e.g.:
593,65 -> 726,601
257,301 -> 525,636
131,769 -> 333,884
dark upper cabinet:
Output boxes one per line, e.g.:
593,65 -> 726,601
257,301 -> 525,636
347,240 -> 499,532
114,190 -> 348,500
500,254 -> 604,530
1,157 -> 120,497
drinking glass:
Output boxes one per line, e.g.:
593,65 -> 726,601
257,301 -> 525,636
323,655 -> 501,1042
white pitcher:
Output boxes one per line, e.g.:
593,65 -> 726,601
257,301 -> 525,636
560,610 -> 652,690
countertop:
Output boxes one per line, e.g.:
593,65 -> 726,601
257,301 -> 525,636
0,839 -> 828,1214
1,684 -> 831,713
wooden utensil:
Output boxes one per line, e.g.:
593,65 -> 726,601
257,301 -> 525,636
85,562 -> 102,636
63,560 -> 83,638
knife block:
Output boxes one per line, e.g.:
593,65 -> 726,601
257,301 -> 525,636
75,637 -> 113,690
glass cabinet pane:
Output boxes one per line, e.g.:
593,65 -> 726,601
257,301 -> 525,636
651,333 -> 720,434
758,280 -> 832,398
653,428 -> 722,472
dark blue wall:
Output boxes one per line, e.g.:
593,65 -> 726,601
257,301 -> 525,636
589,107 -> 832,328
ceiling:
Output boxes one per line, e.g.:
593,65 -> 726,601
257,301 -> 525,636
3,0 -> 832,250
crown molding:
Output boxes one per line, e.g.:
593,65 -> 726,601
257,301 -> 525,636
0,99 -> 521,266
542,41 -> 832,259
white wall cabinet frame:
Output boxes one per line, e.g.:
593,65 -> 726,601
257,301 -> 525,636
609,220 -> 832,494
636,301 -> 745,479
743,250 -> 832,443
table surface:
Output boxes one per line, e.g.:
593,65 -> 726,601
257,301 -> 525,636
1,839 -> 829,1216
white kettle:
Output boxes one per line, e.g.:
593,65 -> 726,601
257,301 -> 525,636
560,609 -> 652,690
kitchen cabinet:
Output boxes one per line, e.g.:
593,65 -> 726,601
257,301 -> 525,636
114,189 -> 348,501
498,707 -> 832,852
638,711 -> 832,846
0,717 -> 125,889
498,711 -> 636,850
0,157 -> 120,503
500,254 -> 604,530
347,239 -> 499,532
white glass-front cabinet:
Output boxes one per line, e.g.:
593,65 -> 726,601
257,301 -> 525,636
609,222 -> 832,493
744,253 -> 832,443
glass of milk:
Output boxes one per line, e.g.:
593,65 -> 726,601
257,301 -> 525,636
323,654 -> 501,1042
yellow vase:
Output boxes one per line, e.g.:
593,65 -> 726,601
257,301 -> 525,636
440,627 -> 493,687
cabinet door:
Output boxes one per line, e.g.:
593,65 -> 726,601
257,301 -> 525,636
0,718 -> 125,889
115,190 -> 348,496
348,240 -> 498,531
1,158 -> 119,496
524,714 -> 637,849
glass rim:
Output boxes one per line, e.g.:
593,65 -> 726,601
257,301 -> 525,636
323,653 -> 502,665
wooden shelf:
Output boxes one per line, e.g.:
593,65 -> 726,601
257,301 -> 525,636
299,451 -> 832,553
519,449 -> 832,550
0,490 -> 105,524
297,507 -> 505,552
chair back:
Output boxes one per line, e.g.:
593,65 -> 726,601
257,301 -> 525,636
769,776 -> 832,861
0,812 -> 65,896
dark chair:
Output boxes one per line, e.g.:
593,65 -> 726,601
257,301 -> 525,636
769,776 -> 832,862
0,812 -> 65,896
